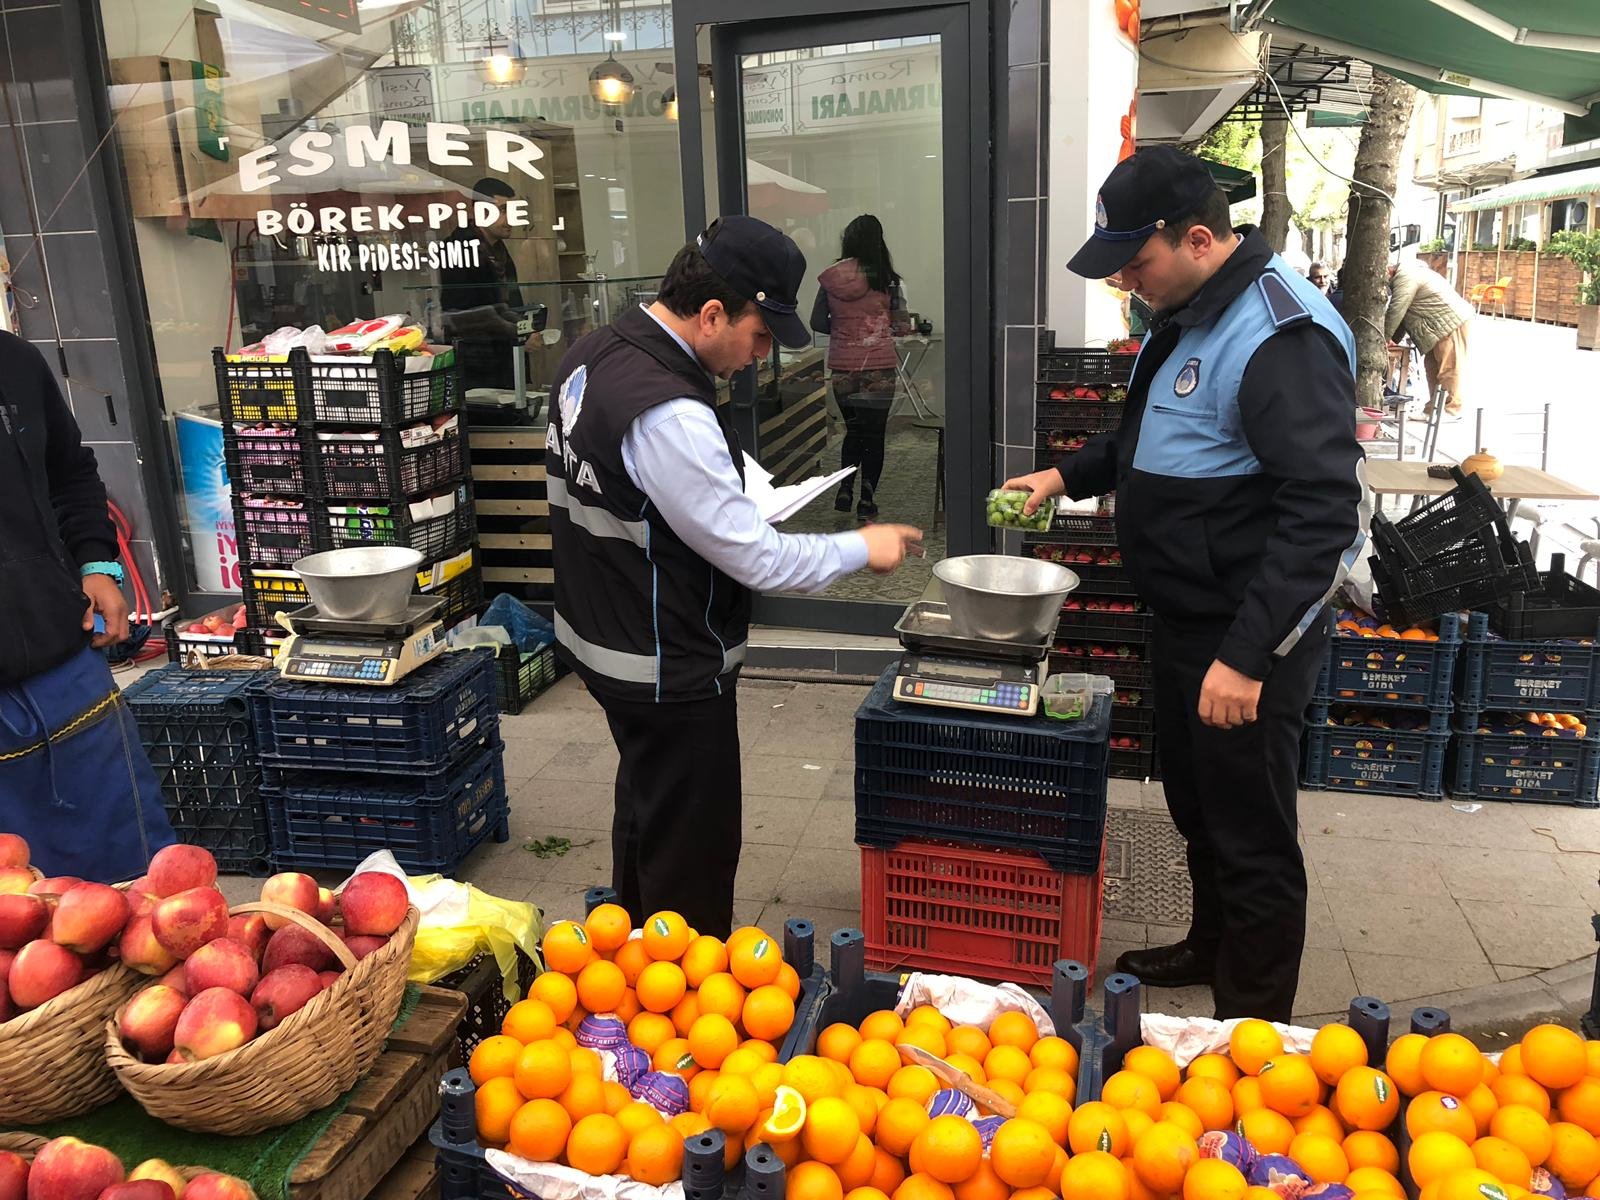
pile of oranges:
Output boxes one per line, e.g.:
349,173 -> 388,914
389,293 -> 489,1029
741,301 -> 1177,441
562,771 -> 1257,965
468,905 -> 804,1184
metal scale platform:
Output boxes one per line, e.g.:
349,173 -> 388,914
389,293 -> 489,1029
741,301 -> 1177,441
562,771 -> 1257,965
892,601 -> 1052,717
276,596 -> 446,686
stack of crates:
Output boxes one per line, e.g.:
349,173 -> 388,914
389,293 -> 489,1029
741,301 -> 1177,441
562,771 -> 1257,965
1448,564 -> 1600,807
251,648 -> 509,873
852,668 -> 1112,987
1300,609 -> 1459,798
1029,345 -> 1152,779
213,344 -> 485,657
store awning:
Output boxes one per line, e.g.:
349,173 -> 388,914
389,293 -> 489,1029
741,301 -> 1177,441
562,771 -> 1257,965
1245,0 -> 1600,117
1446,164 -> 1600,211
1203,160 -> 1258,205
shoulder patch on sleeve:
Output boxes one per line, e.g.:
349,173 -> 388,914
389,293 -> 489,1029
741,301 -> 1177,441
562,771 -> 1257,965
1257,270 -> 1312,329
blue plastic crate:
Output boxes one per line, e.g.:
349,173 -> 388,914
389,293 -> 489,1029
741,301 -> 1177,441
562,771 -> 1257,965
1315,613 -> 1461,709
251,648 -> 499,771
121,664 -> 275,875
1448,722 -> 1600,807
853,668 -> 1111,874
1458,612 -> 1600,717
1302,707 -> 1450,797
264,741 -> 509,871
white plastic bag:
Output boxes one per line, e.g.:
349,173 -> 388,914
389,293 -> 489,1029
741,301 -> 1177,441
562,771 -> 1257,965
893,973 -> 1057,1037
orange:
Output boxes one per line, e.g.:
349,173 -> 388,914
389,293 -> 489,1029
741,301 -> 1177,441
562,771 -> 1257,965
947,1055 -> 988,1085
1588,1041 -> 1600,1078
475,1075 -> 524,1144
655,1037 -> 700,1081
805,1096 -> 864,1166
1494,1074 -> 1553,1118
670,990 -> 701,1037
1126,1045 -> 1182,1100
616,1100 -> 664,1137
820,1023 -> 865,1064
1231,1019 -> 1286,1077
1561,1077 -> 1600,1137
1386,1033 -> 1430,1096
985,1079 -> 1025,1112
1344,1131 -> 1401,1173
1421,1034 -> 1487,1097
1016,1089 -> 1074,1143
1176,1075 -> 1236,1131
1436,1169 -> 1511,1200
790,1163 -> 846,1200
1472,1134 -> 1534,1188
1182,1159 -> 1248,1200
636,960 -> 687,1014
689,1014 -> 740,1070
744,985 -> 796,1042
628,1012 -> 677,1057
550,1028 -> 577,1050
696,973 -> 747,1023
838,1135 -> 880,1192
909,1114 -> 984,1184
1289,1132 -> 1349,1183
570,1046 -> 604,1079
1104,1069 -> 1163,1116
529,973 -> 578,1023
729,934 -> 783,989
502,998 -> 558,1044
948,1026 -> 992,1062
1407,1091 -> 1478,1142
615,989 -> 642,1024
1132,1121 -> 1200,1192
1345,1167 -> 1404,1197
669,1112 -> 711,1139
542,922 -> 596,974
892,1173 -> 954,1200
990,1116 -> 1056,1188
1547,1122 -> 1600,1188
470,1034 -> 524,1086
576,959 -> 627,1014
1061,1151 -> 1131,1200
786,1055 -> 846,1104
688,1069 -> 721,1114
1023,1065 -> 1076,1101
508,1097 -> 571,1161
1409,1131 -> 1476,1188
849,1039 -> 901,1090
1188,1054 -> 1242,1090
983,1045 -> 1033,1087
905,1005 -> 951,1033
842,1083 -> 881,1135
1068,1102 -> 1130,1157
602,1080 -> 631,1115
860,1011 -> 905,1043
584,903 -> 632,954
1237,1108 -> 1296,1156
1162,1101 -> 1205,1139
706,1075 -> 761,1134
1464,1083 -> 1498,1136
1492,1104 -> 1554,1166
1258,1055 -> 1321,1119
988,1011 -> 1039,1052
1524,1027 -> 1589,1092
1335,1067 -> 1401,1131
950,1159 -> 1008,1200
1233,1077 -> 1266,1114
875,1097 -> 931,1157
1312,1024 -> 1370,1086
897,1024 -> 949,1060
681,935 -> 729,987
641,911 -> 692,962
514,1039 -> 572,1100
778,961 -> 802,1002
566,1113 -> 629,1176
870,1149 -> 907,1196
613,939 -> 650,987
849,1190 -> 894,1200
625,1122 -> 684,1185
1501,1045 -> 1527,1077
559,1072 -> 608,1122
1123,1108 -> 1155,1147
720,1045 -> 766,1078
1296,1104 -> 1347,1141
887,1065 -> 939,1106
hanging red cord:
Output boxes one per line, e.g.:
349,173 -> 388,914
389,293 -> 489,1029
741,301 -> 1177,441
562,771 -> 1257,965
107,498 -> 165,662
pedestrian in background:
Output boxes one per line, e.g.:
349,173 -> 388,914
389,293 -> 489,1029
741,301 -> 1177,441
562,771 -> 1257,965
1385,257 -> 1475,419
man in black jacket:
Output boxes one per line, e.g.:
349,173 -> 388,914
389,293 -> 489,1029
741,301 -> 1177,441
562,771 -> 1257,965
0,330 -> 174,881
1007,148 -> 1367,1021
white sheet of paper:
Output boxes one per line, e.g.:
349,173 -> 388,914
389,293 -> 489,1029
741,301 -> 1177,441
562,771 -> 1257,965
742,453 -> 857,524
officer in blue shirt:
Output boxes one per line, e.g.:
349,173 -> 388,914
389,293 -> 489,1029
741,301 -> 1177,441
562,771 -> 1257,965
1007,147 -> 1368,1021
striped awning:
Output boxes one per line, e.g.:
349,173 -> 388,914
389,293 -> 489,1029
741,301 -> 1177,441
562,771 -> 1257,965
1447,165 -> 1600,213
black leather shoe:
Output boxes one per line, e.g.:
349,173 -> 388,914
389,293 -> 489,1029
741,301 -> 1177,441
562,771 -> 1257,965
834,488 -> 853,513
1113,942 -> 1215,988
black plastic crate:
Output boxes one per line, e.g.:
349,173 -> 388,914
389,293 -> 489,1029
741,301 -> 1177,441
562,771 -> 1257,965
1315,611 -> 1461,709
164,625 -> 246,664
1370,467 -> 1507,567
318,488 -> 476,558
435,949 -> 539,1063
1109,743 -> 1157,780
1035,397 -> 1127,431
240,566 -> 310,632
265,740 -> 509,872
853,668 -> 1111,874
1372,527 -> 1538,630
1458,612 -> 1600,716
1056,608 -> 1153,642
294,346 -> 460,425
1302,705 -> 1450,797
1050,646 -> 1151,690
1487,555 -> 1600,640
1037,431 -> 1095,459
1037,348 -> 1138,386
252,647 -> 500,772
214,350 -> 301,423
495,644 -> 564,714
1026,512 -> 1120,546
1111,705 -> 1157,738
1031,546 -> 1138,594
235,499 -> 315,567
120,664 -> 274,876
428,560 -> 486,629
1448,718 -> 1599,807
224,425 -> 309,495
311,424 -> 467,501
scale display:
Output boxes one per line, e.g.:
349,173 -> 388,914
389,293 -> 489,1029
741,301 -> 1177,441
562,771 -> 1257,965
894,652 -> 1044,717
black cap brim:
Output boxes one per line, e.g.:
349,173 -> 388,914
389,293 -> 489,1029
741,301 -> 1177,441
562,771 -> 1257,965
759,302 -> 812,350
1067,229 -> 1149,280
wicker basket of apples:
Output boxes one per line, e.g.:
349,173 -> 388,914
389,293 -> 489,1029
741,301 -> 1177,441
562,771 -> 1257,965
0,1134 -> 260,1200
103,850 -> 418,1135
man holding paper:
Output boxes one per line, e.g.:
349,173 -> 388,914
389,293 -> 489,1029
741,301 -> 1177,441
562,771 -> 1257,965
545,214 -> 922,937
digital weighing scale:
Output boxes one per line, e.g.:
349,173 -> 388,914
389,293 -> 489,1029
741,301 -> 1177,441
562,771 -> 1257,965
276,597 -> 446,686
892,601 -> 1051,717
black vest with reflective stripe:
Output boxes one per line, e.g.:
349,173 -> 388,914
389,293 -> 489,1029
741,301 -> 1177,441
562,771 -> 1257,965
546,306 -> 751,704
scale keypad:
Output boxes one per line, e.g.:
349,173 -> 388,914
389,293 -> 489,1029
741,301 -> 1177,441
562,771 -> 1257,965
288,657 -> 390,681
900,678 -> 1033,710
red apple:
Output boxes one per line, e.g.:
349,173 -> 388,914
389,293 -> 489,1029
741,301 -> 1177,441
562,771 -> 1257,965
0,894 -> 49,950
51,883 -> 129,955
98,1183 -> 173,1200
118,915 -> 179,976
151,888 -> 228,959
183,939 -> 258,997
9,940 -> 83,1009
0,835 -> 27,870
0,967 -> 13,1023
155,966 -> 188,995
317,971 -> 341,989
251,964 -> 323,1031
258,873 -> 319,930
126,1165 -> 184,1200
173,987 -> 257,1061
124,878 -> 158,919
27,877 -> 81,902
164,1049 -> 184,1065
25,1138 -> 123,1200
178,1177 -> 252,1200
146,846 -> 217,899
340,934 -> 386,960
117,985 -> 187,1061
261,925 -> 333,974
315,888 -> 336,925
0,869 -> 34,896
225,914 -> 270,962
0,1150 -> 27,1200
339,873 -> 408,937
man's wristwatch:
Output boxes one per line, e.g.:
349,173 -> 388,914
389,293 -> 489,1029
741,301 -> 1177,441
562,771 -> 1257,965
80,561 -> 125,585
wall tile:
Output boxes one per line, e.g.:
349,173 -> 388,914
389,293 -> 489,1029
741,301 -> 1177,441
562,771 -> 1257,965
1006,65 -> 1039,199
1037,197 -> 1050,318
1005,199 -> 1037,326
1003,325 -> 1037,451
2,6 -> 73,124
19,119 -> 93,232
1,1 -> 65,11
1008,0 -> 1042,67
56,339 -> 129,442
89,439 -> 147,520
0,123 -> 32,229
1036,64 -> 1049,189
30,232 -> 113,337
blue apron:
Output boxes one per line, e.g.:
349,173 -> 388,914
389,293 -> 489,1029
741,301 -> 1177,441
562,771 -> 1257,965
0,645 -> 175,882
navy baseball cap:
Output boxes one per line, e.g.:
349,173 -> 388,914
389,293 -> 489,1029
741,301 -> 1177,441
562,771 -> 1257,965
1068,146 -> 1224,279
697,215 -> 811,349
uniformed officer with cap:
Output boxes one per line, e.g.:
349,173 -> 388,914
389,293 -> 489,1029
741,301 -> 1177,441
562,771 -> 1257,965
1007,146 -> 1369,1021
546,214 -> 922,938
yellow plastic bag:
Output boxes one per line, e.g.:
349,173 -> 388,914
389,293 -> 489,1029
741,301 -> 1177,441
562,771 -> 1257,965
405,878 -> 545,1001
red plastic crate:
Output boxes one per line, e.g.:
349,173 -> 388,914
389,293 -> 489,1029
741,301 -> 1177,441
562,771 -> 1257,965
860,839 -> 1104,987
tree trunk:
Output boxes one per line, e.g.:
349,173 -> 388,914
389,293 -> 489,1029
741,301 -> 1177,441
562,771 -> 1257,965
1260,110 -> 1292,253
1342,72 -> 1417,408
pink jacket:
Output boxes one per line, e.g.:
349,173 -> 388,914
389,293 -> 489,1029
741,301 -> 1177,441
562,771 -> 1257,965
819,259 -> 900,371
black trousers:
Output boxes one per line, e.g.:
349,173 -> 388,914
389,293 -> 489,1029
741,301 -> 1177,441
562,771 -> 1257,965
599,688 -> 742,938
833,369 -> 895,499
1151,610 -> 1329,1022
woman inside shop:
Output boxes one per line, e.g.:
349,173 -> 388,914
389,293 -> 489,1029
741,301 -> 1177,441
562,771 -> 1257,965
810,214 -> 912,519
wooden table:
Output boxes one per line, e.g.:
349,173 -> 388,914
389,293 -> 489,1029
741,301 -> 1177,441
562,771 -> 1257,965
1365,460 -> 1599,502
